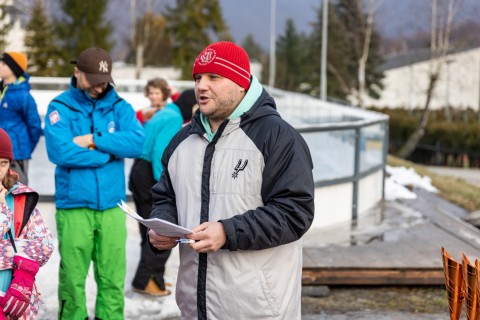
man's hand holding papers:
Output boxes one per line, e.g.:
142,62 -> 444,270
118,200 -> 193,237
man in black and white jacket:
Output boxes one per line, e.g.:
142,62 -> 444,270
149,41 -> 315,320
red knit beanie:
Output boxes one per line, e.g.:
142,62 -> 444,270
192,41 -> 251,90
0,129 -> 13,162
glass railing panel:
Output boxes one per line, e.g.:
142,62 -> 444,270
359,123 -> 386,172
301,129 -> 356,182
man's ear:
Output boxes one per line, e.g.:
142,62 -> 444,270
73,67 -> 80,77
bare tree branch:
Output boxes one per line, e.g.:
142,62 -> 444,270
328,62 -> 350,95
357,0 -> 382,107
398,0 -> 460,159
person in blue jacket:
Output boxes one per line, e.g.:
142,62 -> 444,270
43,47 -> 144,320
0,52 -> 42,185
129,85 -> 196,297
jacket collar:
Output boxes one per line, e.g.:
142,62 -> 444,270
69,76 -> 114,104
11,182 -> 37,196
188,83 -> 279,141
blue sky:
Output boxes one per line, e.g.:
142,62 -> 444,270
220,0 -> 319,49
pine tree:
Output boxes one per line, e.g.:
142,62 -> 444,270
275,19 -> 308,92
241,34 -> 267,82
241,34 -> 265,63
128,12 -> 172,66
307,1 -> 384,101
309,3 -> 352,99
335,0 -> 384,100
241,34 -> 268,83
165,0 -> 232,79
55,0 -> 113,75
24,0 -> 62,76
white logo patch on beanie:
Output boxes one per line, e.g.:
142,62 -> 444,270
198,49 -> 216,65
192,41 -> 251,90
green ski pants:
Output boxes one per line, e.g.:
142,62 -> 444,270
56,207 -> 126,320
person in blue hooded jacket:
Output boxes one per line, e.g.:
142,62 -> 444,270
44,47 -> 144,320
0,52 -> 42,185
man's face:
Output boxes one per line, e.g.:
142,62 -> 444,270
74,68 -> 108,99
0,61 -> 15,82
194,73 -> 245,123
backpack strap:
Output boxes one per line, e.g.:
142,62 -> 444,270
13,193 -> 26,236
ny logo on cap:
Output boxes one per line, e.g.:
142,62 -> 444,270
99,60 -> 109,73
198,49 -> 216,65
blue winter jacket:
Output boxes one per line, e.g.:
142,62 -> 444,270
44,77 -> 144,210
0,74 -> 42,160
140,102 -> 183,181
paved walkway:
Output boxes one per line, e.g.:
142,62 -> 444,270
427,166 -> 480,187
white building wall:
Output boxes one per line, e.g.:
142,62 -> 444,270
311,183 -> 353,229
363,47 -> 480,111
304,183 -> 353,247
6,18 -> 25,51
0,0 -> 27,52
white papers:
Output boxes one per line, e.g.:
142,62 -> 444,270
118,200 -> 192,237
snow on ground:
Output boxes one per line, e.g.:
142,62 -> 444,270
385,165 -> 438,201
32,164 -> 435,319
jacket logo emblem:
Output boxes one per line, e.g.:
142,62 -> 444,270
232,159 -> 248,179
49,110 -> 60,125
2,102 -> 7,109
108,121 -> 115,133
99,60 -> 109,73
198,49 -> 216,65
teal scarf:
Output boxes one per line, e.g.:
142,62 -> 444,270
200,75 -> 263,142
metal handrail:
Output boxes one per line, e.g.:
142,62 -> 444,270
298,119 -> 389,221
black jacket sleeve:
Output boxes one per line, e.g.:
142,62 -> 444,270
150,139 -> 180,225
220,116 -> 315,251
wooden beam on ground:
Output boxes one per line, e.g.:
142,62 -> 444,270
302,268 -> 445,286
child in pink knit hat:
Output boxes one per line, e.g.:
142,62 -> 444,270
0,128 -> 53,320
